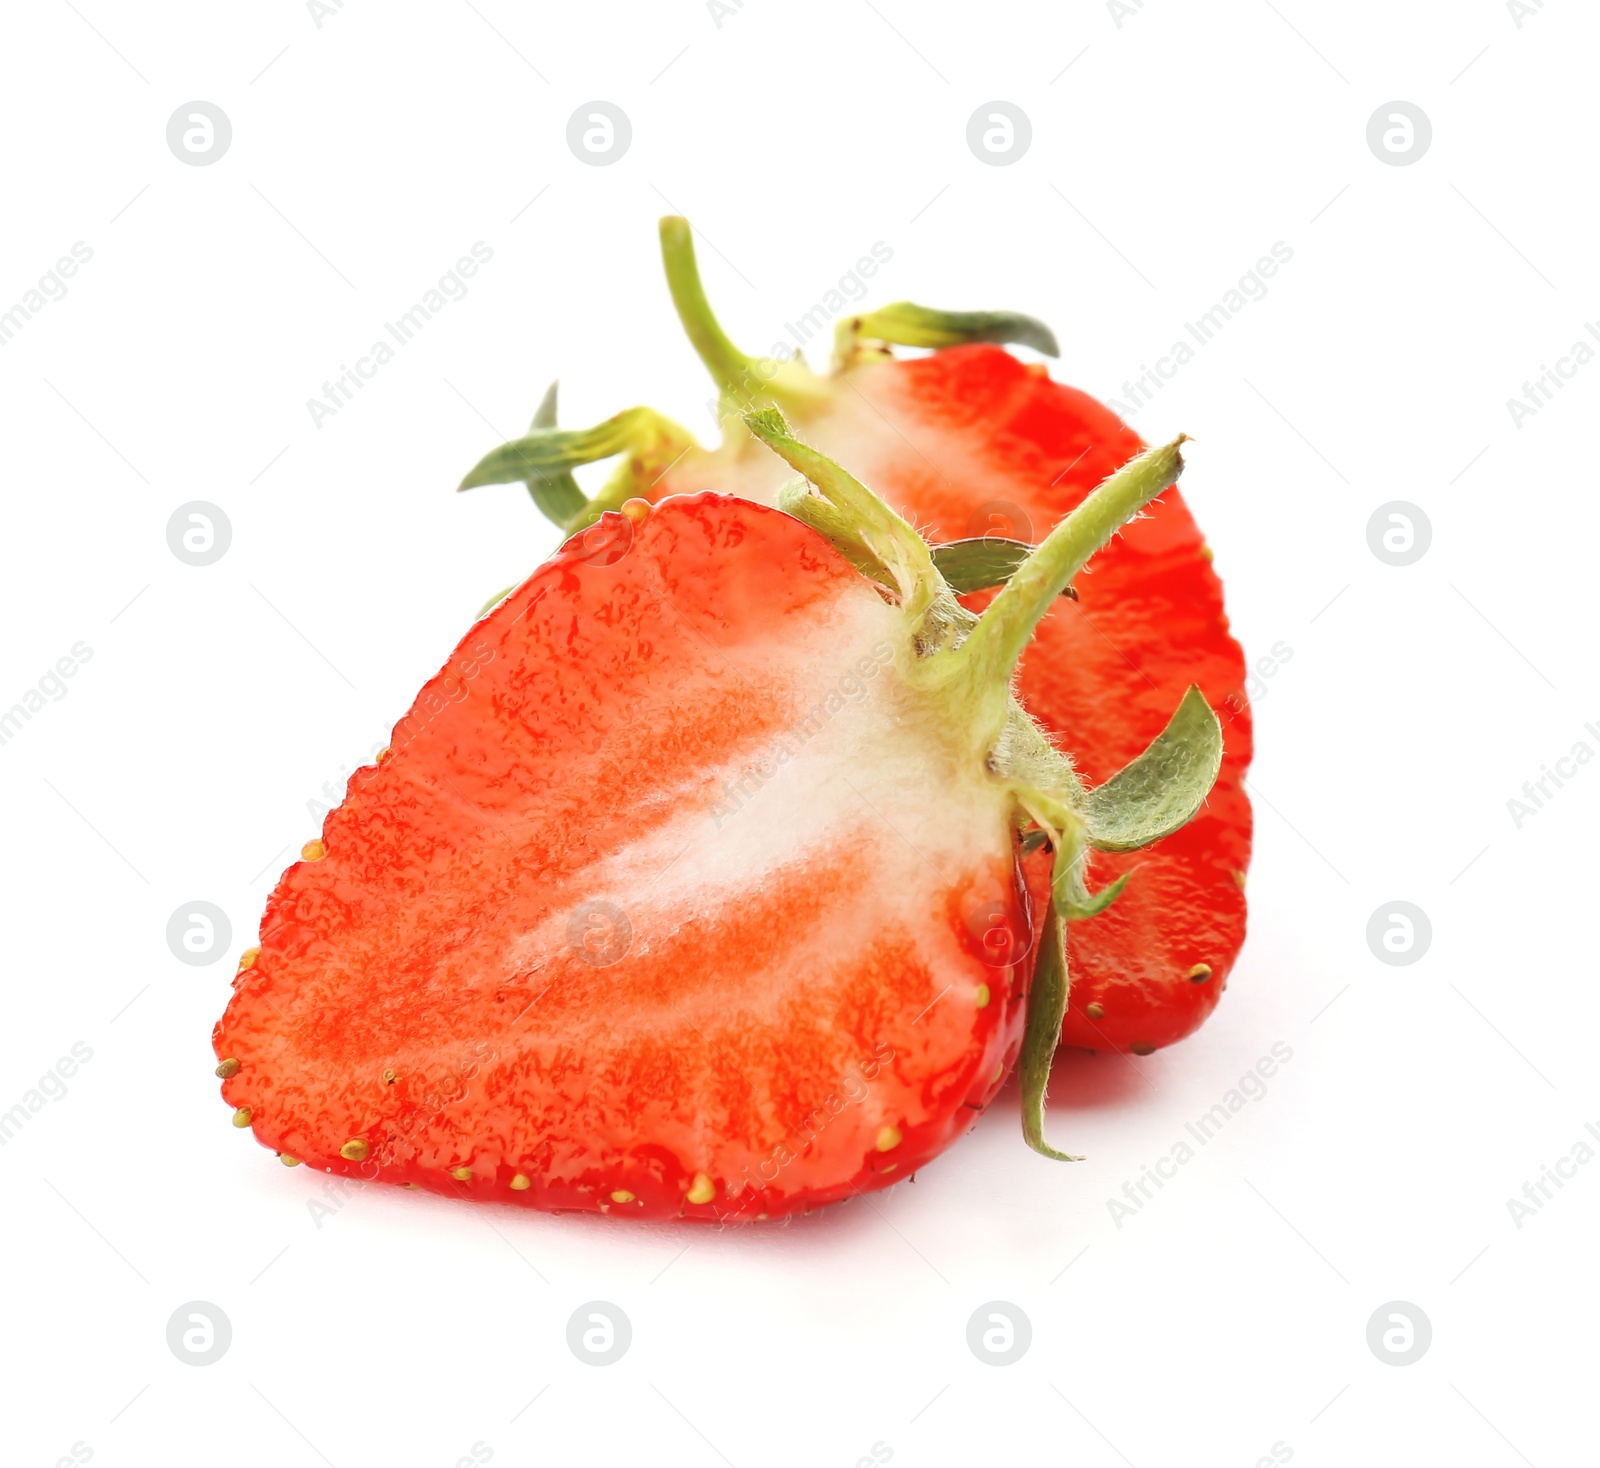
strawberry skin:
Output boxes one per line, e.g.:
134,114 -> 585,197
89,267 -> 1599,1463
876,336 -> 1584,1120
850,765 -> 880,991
646,347 -> 1251,1053
215,497 -> 1031,1220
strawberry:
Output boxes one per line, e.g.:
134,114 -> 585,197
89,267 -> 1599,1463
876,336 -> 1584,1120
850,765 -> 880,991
216,424 -> 1219,1217
459,218 -> 1253,1054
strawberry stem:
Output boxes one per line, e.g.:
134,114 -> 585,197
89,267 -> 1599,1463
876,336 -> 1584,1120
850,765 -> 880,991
952,437 -> 1187,693
775,479 -> 896,589
659,217 -> 761,401
743,409 -> 940,617
659,217 -> 828,414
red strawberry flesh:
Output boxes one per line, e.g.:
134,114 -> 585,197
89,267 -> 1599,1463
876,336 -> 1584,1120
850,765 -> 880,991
216,497 -> 1033,1219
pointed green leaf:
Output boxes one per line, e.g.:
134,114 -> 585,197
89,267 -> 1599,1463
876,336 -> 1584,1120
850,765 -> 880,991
776,479 -> 896,588
458,408 -> 653,493
1019,905 -> 1082,1161
1054,862 -> 1132,921
458,406 -> 696,532
843,302 -> 1059,357
530,380 -> 561,431
1080,685 -> 1222,853
1014,782 -> 1132,921
514,380 -> 588,525
930,538 -> 1077,599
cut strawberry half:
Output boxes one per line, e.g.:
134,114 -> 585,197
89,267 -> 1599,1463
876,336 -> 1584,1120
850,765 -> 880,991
459,219 -> 1253,1054
217,426 -> 1220,1217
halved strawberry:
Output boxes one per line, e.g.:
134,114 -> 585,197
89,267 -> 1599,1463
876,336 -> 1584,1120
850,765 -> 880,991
459,219 -> 1253,1054
216,426 -> 1219,1217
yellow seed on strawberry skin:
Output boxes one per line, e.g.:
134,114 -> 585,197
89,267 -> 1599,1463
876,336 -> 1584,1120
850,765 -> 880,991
686,1173 -> 715,1205
381,1068 -> 398,1085
238,947 -> 260,970
620,498 -> 653,523
611,1189 -> 636,1204
452,1166 -> 472,1182
280,1155 -> 300,1167
1130,1042 -> 1156,1056
875,1124 -> 902,1152
1188,963 -> 1213,984
1085,1002 -> 1105,1020
880,1162 -> 898,1173
215,1058 -> 240,1079
974,983 -> 990,1009
510,1174 -> 531,1190
1233,868 -> 1246,889
340,1139 -> 369,1162
301,839 -> 326,861
375,745 -> 391,763
232,1107 -> 252,1128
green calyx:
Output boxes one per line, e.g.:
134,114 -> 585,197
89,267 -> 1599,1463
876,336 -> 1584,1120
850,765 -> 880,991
945,436 -> 1188,719
929,537 -> 1077,600
658,217 -> 829,418
768,514 -> 1077,605
1077,686 -> 1223,851
524,381 -> 586,524
455,215 -> 1065,547
457,402 -> 696,534
1019,901 -> 1078,1160
747,409 -> 942,627
834,302 -> 1059,363
658,216 -> 1058,416
745,411 -> 1222,1163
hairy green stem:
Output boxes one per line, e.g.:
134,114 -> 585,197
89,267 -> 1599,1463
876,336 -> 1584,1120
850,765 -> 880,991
658,217 -> 827,414
744,409 -> 939,617
951,437 -> 1186,693
659,217 -> 761,399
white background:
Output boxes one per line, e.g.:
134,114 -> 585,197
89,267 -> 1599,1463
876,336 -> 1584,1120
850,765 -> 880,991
2,2 -> 1596,1464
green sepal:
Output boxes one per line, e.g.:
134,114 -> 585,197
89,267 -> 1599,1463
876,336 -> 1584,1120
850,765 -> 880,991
521,381 -> 588,526
931,538 -> 1077,600
944,437 -> 1187,723
458,406 -> 657,493
457,405 -> 694,532
745,409 -> 941,617
838,302 -> 1059,359
776,478 -> 895,589
1014,784 -> 1132,923
1019,900 -> 1082,1162
1080,685 -> 1222,853
1053,857 -> 1131,922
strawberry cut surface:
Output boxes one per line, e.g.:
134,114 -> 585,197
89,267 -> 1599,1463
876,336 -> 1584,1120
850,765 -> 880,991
648,345 -> 1252,1052
216,496 -> 1031,1219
